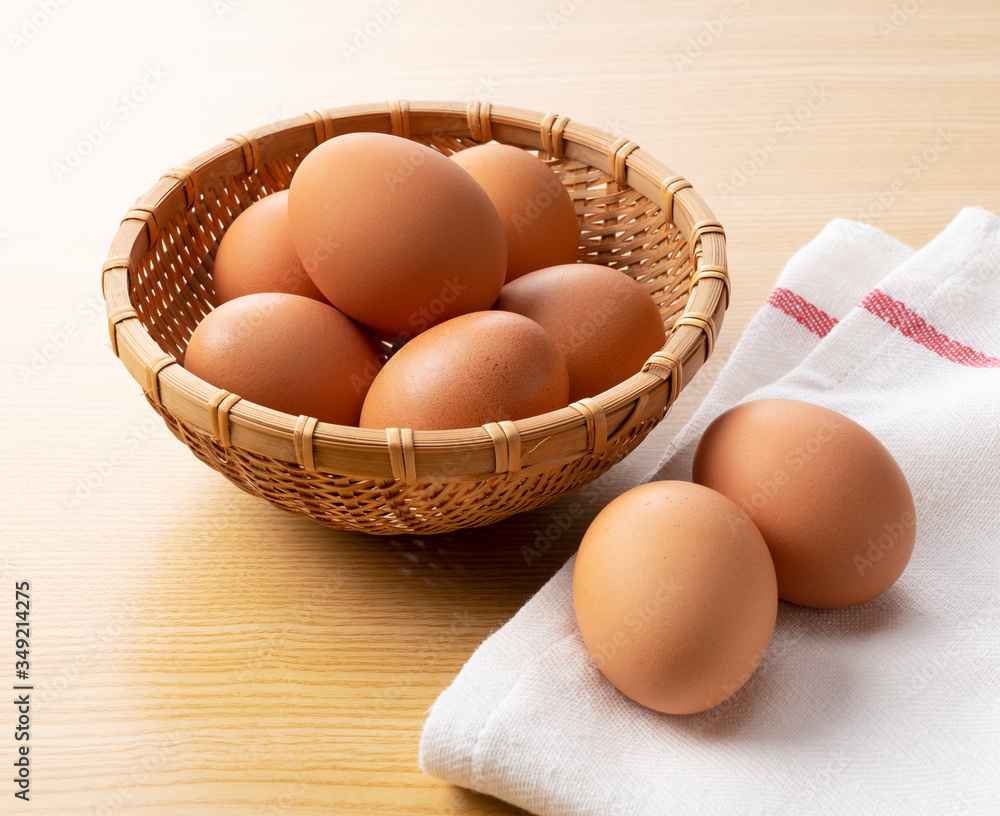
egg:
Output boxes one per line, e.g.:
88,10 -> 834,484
494,263 -> 666,401
183,293 -> 383,426
211,190 -> 327,305
692,399 -> 916,609
359,311 -> 569,431
573,480 -> 778,714
287,132 -> 507,339
451,144 -> 579,282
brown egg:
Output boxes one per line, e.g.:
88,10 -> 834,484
451,143 -> 579,282
692,399 -> 916,609
287,132 -> 507,339
573,480 -> 778,715
359,311 -> 569,430
212,190 -> 327,305
183,293 -> 383,426
494,263 -> 666,401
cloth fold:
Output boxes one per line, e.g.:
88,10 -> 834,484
420,208 -> 1000,816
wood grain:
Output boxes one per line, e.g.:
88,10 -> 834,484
3,0 -> 1000,812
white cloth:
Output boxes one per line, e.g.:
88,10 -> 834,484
419,208 -> 1000,816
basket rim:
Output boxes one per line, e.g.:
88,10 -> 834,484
102,100 -> 728,482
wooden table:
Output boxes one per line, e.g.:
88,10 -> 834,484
4,1 -> 999,812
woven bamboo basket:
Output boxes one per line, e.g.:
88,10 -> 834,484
102,101 -> 728,536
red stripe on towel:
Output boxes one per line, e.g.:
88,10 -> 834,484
861,289 -> 1000,368
766,287 -> 839,338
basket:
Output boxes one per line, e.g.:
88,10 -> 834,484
101,101 -> 729,536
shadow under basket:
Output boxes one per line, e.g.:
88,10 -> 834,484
102,100 -> 729,535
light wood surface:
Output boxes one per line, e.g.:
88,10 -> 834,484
3,1 -> 999,813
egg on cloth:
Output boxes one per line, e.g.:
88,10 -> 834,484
211,190 -> 327,305
287,133 -> 507,339
494,263 -> 666,401
693,399 -> 916,609
450,143 -> 579,282
183,293 -> 383,426
573,480 -> 778,714
359,310 -> 569,431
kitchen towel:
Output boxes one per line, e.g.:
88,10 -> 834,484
419,207 -> 1000,815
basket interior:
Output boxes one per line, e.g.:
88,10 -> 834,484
130,131 -> 693,366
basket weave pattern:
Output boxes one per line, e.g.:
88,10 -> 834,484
103,101 -> 728,535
